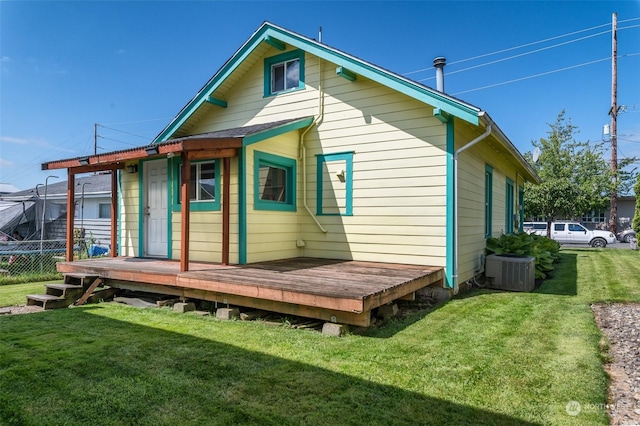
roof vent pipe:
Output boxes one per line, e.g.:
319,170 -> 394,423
433,57 -> 446,92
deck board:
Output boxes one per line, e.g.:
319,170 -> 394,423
56,257 -> 444,326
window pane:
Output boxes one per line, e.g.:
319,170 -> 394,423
554,224 -> 565,231
189,164 -> 197,200
259,164 -> 286,202
272,63 -> 285,93
98,203 -> 111,219
285,59 -> 299,90
199,162 -> 215,200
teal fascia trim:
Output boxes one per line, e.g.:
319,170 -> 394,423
238,147 -> 247,264
445,119 -> 455,289
170,157 -> 221,213
336,66 -> 356,81
243,117 -> 314,146
155,25 -> 275,142
433,108 -> 451,123
137,161 -> 145,257
265,35 -> 286,50
205,96 -> 227,108
260,27 -> 479,125
316,151 -> 353,216
253,150 -> 297,212
263,49 -> 305,97
154,24 -> 479,142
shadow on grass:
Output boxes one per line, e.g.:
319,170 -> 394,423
533,253 -> 578,296
0,307 -> 539,426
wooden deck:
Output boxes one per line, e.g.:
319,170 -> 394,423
56,257 -> 444,326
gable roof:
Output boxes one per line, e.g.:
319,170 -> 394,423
152,22 -> 539,183
154,21 -> 483,143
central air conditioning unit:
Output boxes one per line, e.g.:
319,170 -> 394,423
485,254 -> 536,292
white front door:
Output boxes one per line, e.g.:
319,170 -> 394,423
144,159 -> 168,257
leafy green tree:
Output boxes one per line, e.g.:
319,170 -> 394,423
524,111 -> 612,237
633,173 -> 640,233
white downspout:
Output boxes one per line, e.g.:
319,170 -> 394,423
299,56 -> 327,233
453,122 -> 492,293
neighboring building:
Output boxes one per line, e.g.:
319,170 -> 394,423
0,174 -> 113,243
0,183 -> 20,195
42,22 -> 539,292
581,196 -> 636,231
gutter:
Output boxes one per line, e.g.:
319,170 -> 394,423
299,56 -> 327,234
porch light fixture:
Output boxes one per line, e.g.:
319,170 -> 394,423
336,170 -> 346,183
126,164 -> 138,174
145,146 -> 159,156
167,152 -> 175,159
78,157 -> 90,166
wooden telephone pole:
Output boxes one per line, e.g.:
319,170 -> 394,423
609,12 -> 618,234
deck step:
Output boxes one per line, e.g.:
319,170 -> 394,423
26,294 -> 71,310
63,273 -> 101,288
45,283 -> 83,298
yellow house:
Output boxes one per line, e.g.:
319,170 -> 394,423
44,22 -> 539,298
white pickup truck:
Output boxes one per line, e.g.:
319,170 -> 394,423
523,222 -> 617,248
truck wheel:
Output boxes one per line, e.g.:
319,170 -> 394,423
591,238 -> 607,248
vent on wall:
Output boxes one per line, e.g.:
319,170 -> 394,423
485,254 -> 535,292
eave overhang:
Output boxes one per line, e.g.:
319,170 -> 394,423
154,22 -> 481,143
42,117 -> 313,172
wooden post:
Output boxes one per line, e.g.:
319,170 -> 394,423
222,157 -> 231,265
180,154 -> 191,272
609,12 -> 618,234
65,171 -> 76,262
110,171 -> 118,257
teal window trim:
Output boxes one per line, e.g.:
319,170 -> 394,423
263,49 -> 305,97
316,151 -> 353,216
484,164 -> 493,239
171,157 -> 221,212
238,147 -> 247,264
253,151 -> 297,212
505,177 -> 515,234
518,186 -> 525,233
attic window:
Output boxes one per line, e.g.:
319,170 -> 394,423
264,50 -> 305,97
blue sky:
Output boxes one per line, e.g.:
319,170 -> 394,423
1,1 -> 639,191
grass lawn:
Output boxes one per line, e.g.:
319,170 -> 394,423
0,249 -> 638,425
0,281 -> 61,307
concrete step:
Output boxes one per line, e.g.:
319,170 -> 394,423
26,294 -> 70,310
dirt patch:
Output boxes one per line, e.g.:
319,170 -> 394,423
0,304 -> 45,315
592,303 -> 640,425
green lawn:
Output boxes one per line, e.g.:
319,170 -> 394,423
0,249 -> 638,425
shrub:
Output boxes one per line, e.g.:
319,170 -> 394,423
486,233 -> 560,280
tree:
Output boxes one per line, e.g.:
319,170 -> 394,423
633,173 -> 640,233
524,111 -> 612,237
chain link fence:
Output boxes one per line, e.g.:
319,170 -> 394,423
0,238 -> 108,280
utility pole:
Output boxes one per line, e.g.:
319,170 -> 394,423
94,123 -> 98,156
609,12 -> 618,234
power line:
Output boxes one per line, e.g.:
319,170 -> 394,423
403,19 -> 615,76
450,52 -> 640,95
417,30 -> 610,82
98,124 -> 151,140
451,57 -> 611,95
101,117 -> 173,126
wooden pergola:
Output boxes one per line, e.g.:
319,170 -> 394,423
42,137 -> 242,272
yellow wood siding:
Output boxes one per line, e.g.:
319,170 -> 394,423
245,133 -> 302,263
182,47 -> 449,267
456,122 -> 521,284
119,163 -> 140,257
170,159 -> 240,264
